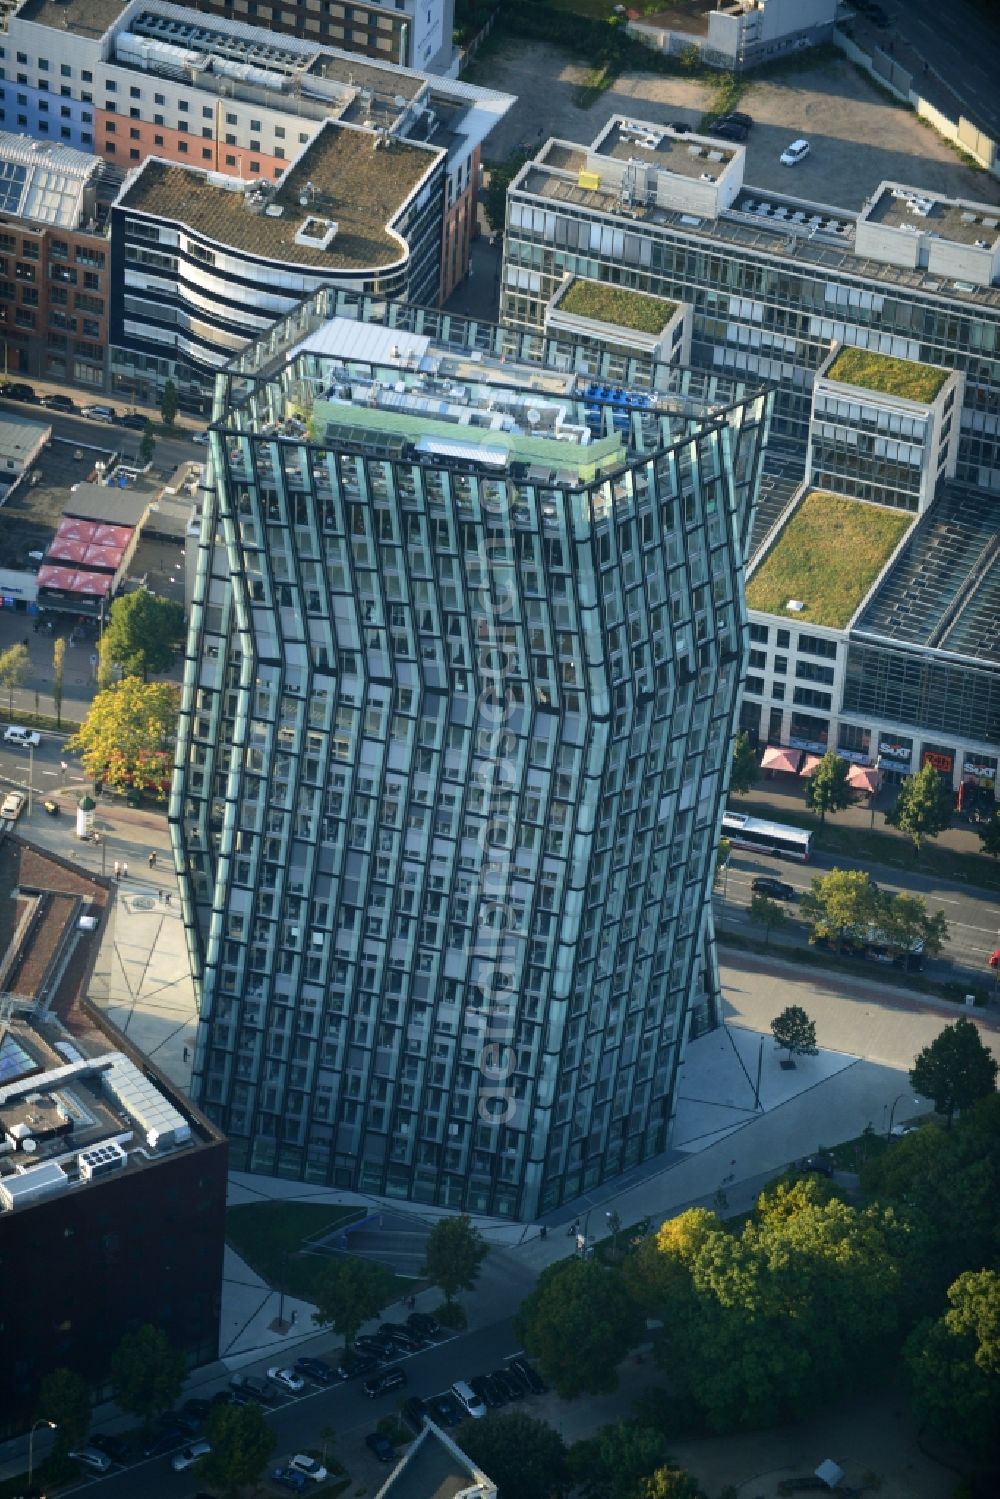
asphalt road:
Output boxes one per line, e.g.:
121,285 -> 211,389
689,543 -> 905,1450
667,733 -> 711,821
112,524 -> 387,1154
57,1319 -> 521,1499
0,396 -> 204,473
716,845 -> 1000,990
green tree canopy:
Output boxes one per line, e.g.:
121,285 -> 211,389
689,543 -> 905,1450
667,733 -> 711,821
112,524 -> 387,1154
110,1324 -> 185,1424
515,1256 -> 644,1399
804,749 -> 851,823
51,636 -> 66,728
633,1470 -> 707,1499
0,641 -> 30,715
800,866 -> 881,949
311,1256 -> 395,1346
66,677 -> 179,796
160,378 -> 178,426
202,1400 -> 276,1496
730,730 -> 758,796
770,1004 -> 817,1058
37,1367 -> 91,1454
568,1419 -> 669,1499
423,1213 -> 489,1305
747,892 -> 787,947
910,1017 -> 998,1128
979,813 -> 1000,859
905,1270 -> 1000,1461
457,1410 -> 569,1499
878,891 -> 949,959
103,590 -> 185,679
482,149 -> 530,233
139,422 -> 156,466
885,762 -> 952,853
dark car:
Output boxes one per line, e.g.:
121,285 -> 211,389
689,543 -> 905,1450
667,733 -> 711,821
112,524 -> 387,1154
401,1396 -> 431,1435
0,381 -> 36,402
142,1424 -> 185,1459
363,1367 -> 407,1399
751,876 -> 796,901
41,392 -> 76,412
491,1367 -> 525,1401
470,1374 -> 505,1410
270,1468 -> 308,1494
799,1154 -> 835,1178
406,1311 -> 444,1340
229,1375 -> 278,1405
121,410 -> 151,430
379,1321 -> 426,1350
209,1389 -> 238,1408
167,1408 -> 205,1437
89,1432 -> 135,1465
355,1333 -> 398,1359
510,1357 -> 547,1395
365,1432 -> 398,1464
723,111 -> 753,130
337,1352 -> 379,1381
178,1398 -> 212,1425
295,1355 -> 337,1385
667,120 -> 691,133
427,1392 -> 464,1428
712,121 -> 748,143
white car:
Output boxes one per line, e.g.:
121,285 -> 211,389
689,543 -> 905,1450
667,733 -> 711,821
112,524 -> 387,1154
81,403 -> 118,422
171,1440 -> 212,1472
1,791 -> 26,821
191,430 -> 210,445
288,1454 -> 329,1483
68,1447 -> 112,1474
780,138 -> 810,166
4,725 -> 41,748
267,1365 -> 306,1394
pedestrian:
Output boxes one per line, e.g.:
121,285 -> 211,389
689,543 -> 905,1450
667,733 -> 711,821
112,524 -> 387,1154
539,1225 -> 547,1241
183,1045 -> 190,1062
122,860 -> 128,878
113,860 -> 121,878
165,891 -> 172,905
158,889 -> 164,902
290,1310 -> 298,1326
149,851 -> 157,869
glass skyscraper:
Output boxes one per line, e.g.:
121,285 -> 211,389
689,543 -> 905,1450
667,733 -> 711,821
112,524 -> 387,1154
171,288 -> 771,1218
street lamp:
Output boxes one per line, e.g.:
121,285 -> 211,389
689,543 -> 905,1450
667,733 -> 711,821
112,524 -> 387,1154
887,1093 -> 919,1140
28,1418 -> 57,1489
605,1210 -> 621,1260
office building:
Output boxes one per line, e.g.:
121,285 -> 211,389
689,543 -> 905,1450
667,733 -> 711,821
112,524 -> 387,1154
375,1420 -> 497,1499
0,132 -> 116,387
170,286 -> 771,1219
0,836 -> 227,1425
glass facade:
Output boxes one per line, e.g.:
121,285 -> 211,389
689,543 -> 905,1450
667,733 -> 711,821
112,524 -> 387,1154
171,287 -> 771,1219
843,641 -> 1000,747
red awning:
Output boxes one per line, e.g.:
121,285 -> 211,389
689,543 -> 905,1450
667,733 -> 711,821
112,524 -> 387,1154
37,565 -> 112,596
848,764 -> 880,793
761,744 -> 801,774
799,754 -> 823,778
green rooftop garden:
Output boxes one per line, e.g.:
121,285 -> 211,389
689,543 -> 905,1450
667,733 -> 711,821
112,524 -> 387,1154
559,279 -> 677,334
826,347 -> 949,403
746,490 -> 912,629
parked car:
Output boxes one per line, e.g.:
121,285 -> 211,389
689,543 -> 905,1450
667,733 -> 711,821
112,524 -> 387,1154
722,110 -> 753,131
365,1432 -> 398,1464
0,381 -> 36,401
171,1441 -> 212,1472
80,403 -> 118,423
355,1333 -> 398,1359
271,1468 -> 308,1494
451,1379 -> 486,1419
799,1153 -> 835,1178
751,876 -> 796,901
491,1367 -> 525,1401
267,1365 -> 306,1394
426,1391 -> 464,1428
1,791 -> 27,821
142,1425 -> 186,1459
666,120 -> 691,133
168,1408 -> 205,1437
287,1453 -> 328,1483
229,1373 -> 278,1404
401,1395 -> 431,1434
406,1310 -> 444,1340
470,1374 -> 505,1410
41,392 -> 76,412
89,1432 -> 135,1465
379,1321 -> 425,1350
337,1352 -> 379,1381
178,1398 -> 212,1426
68,1447 -> 112,1474
363,1366 -> 407,1399
294,1356 -> 336,1385
121,410 -> 151,430
510,1357 -> 547,1395
780,138 -> 810,166
712,121 -> 748,142
191,430 -> 210,444
4,726 -> 42,748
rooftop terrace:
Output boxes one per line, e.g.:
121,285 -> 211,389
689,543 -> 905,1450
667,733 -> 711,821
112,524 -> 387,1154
17,0 -> 128,35
864,183 -> 1000,248
595,119 -> 737,181
746,489 -> 913,630
825,348 -> 950,403
558,280 -> 678,334
118,123 -> 438,270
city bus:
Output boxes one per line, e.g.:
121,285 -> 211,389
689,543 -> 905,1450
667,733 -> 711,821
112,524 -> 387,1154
721,811 -> 813,862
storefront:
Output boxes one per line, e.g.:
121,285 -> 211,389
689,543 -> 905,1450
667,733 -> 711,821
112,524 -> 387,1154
921,743 -> 956,784
876,735 -> 913,784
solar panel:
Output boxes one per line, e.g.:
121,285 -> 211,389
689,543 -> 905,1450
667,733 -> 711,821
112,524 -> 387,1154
0,1032 -> 35,1085
0,161 -> 27,216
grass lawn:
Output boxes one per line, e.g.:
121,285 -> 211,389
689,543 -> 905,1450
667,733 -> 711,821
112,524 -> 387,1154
826,347 -> 949,403
746,490 -> 911,628
226,1201 -> 364,1302
560,279 -> 677,333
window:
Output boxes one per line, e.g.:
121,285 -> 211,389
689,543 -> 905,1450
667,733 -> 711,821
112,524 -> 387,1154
748,649 -> 766,670
776,629 -> 790,648
154,134 -> 164,146
749,622 -> 769,644
202,105 -> 212,119
744,675 -> 764,697
130,127 -> 139,139
60,64 -> 72,77
130,86 -> 140,99
154,92 -> 165,105
38,58 -> 49,71
225,153 -> 236,166
178,100 -> 188,113
793,687 -> 832,711
795,660 -> 835,686
225,133 -> 236,146
226,112 -> 237,125
797,634 -> 838,660
275,125 -> 285,139
773,655 -> 787,675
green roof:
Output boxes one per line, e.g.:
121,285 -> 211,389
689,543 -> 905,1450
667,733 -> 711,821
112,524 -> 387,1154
746,490 -> 912,629
826,348 -> 949,403
559,280 -> 677,334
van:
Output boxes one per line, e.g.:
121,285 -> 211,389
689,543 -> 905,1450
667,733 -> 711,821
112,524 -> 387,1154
450,1379 -> 486,1419
1,791 -> 26,820
4,726 -> 41,748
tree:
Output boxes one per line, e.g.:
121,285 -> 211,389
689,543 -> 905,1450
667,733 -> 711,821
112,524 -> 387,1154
910,1017 -> 998,1128
747,892 -> 787,948
905,1270 -> 1000,1461
102,590 -> 185,680
52,636 -> 66,729
713,837 -> 731,889
515,1256 -> 644,1399
800,866 -> 881,951
201,1401 -> 276,1496
423,1213 -> 489,1306
879,891 -> 949,961
458,1410 -> 569,1499
139,421 -> 156,466
37,1367 -> 91,1456
804,749 -> 851,824
65,677 -> 179,797
569,1419 -> 669,1499
729,730 -> 758,796
634,1470 -> 707,1499
481,149 -> 530,233
311,1256 -> 395,1347
979,813 -> 1000,859
96,630 -> 116,690
771,1004 -> 817,1060
110,1324 -> 184,1424
160,378 -> 178,427
885,762 -> 952,854
0,641 -> 30,715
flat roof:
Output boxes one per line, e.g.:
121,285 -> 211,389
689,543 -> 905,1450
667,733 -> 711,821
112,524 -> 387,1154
596,119 -> 737,181
0,411 -> 50,464
118,123 -> 438,270
864,182 -> 1000,248
0,438 -> 117,570
17,0 -> 129,36
746,489 -> 912,630
558,279 -> 678,333
825,348 -> 950,403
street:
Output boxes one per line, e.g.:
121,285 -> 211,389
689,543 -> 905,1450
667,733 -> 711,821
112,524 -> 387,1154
0,396 -> 205,475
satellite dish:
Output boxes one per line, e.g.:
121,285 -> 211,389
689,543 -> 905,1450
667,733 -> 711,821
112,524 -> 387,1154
394,95 -> 406,108
22,1137 -> 37,1154
299,194 -> 310,207
526,408 -> 541,426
